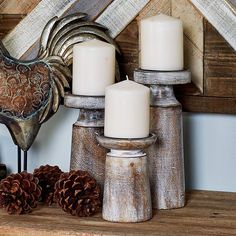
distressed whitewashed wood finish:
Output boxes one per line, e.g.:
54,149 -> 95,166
103,154 -> 152,222
0,0 -> 41,14
3,0 -> 77,58
134,69 -> 190,209
96,0 -> 150,38
191,0 -> 236,50
172,0 -> 204,92
64,94 -> 106,189
136,0 -> 171,20
97,135 -> 156,222
3,0 -> 149,59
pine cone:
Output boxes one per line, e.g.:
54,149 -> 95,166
55,170 -> 101,217
0,172 -> 41,214
33,165 -> 63,205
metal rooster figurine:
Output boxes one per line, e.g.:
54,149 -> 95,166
0,13 -> 120,172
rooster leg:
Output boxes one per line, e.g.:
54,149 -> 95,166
23,151 -> 28,171
17,146 -> 22,173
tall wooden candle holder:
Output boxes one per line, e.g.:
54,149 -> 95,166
64,93 -> 107,189
97,134 -> 156,223
134,69 -> 191,210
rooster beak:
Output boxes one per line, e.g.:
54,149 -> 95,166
5,116 -> 41,151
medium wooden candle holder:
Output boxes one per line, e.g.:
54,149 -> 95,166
97,134 -> 156,223
64,93 -> 107,189
134,69 -> 191,210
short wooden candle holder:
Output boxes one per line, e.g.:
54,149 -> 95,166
97,134 -> 156,223
64,93 -> 107,189
134,69 -> 191,210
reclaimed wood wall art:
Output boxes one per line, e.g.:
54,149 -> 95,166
0,0 -> 236,114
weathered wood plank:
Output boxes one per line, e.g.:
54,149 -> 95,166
191,0 -> 236,50
116,20 -> 139,79
0,191 -> 235,236
21,0 -> 113,60
96,0 -> 150,38
66,0 -> 113,19
204,20 -> 236,96
172,0 -> 204,93
0,14 -> 25,39
116,0 -> 171,79
2,0 -> 78,59
136,0 -> 171,20
205,77 -> 236,97
4,0 -> 149,60
179,95 -> 236,114
0,0 -> 41,14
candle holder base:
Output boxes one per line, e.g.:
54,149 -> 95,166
134,69 -> 191,210
97,134 -> 156,223
64,93 -> 107,189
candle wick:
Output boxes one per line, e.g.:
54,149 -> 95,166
126,75 -> 129,80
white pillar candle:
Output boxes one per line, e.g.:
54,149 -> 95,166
104,79 -> 150,139
140,14 -> 184,71
72,39 -> 115,96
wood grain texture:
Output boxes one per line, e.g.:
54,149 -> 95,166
204,20 -> 236,96
2,0 -> 78,59
191,0 -> 236,50
97,134 -> 157,151
149,105 -> 185,209
172,0 -> 204,92
70,125 -> 107,190
134,69 -> 191,85
96,0 -> 150,38
178,95 -> 236,113
0,191 -> 235,235
136,0 -> 171,20
0,0 -> 41,14
134,70 -> 186,209
0,14 -> 25,39
116,0 -> 171,79
103,154 -> 152,222
21,0 -> 113,60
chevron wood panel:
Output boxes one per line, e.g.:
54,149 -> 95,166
2,0 -> 78,59
0,0 -> 41,14
0,14 -> 24,39
191,0 -> 236,51
21,0 -> 113,60
1,0 -> 236,114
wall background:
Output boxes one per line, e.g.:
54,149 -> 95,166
0,108 -> 235,192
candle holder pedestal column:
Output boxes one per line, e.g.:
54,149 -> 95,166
64,93 -> 107,189
97,134 -> 156,223
134,69 -> 191,210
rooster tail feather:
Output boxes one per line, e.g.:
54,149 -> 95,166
37,13 -> 120,123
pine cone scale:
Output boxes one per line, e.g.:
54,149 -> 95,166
0,172 -> 41,214
54,170 -> 101,217
33,165 -> 62,205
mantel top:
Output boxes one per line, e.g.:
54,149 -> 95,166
0,191 -> 235,236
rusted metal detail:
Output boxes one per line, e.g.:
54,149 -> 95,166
0,54 -> 52,119
134,69 -> 191,210
70,125 -> 107,189
97,135 -> 156,223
